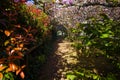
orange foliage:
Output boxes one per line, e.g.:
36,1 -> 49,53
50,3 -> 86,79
0,0 -> 51,79
4,30 -> 11,37
0,73 -> 3,80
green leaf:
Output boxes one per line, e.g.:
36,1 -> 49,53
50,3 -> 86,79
85,74 -> 91,78
4,74 -> 10,79
77,72 -> 84,76
67,74 -> 77,80
4,72 -> 14,80
93,75 -> 98,79
72,30 -> 76,33
100,34 -> 109,38
86,41 -> 92,46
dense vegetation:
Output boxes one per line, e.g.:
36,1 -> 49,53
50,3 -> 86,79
0,0 -> 51,80
0,0 -> 120,80
67,13 -> 120,80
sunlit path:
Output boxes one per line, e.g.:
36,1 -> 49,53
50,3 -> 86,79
38,39 -> 79,80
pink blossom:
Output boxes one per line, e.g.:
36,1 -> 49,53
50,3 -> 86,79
62,0 -> 73,5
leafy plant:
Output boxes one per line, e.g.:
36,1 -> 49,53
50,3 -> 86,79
66,67 -> 101,80
0,0 -> 51,79
68,13 -> 120,79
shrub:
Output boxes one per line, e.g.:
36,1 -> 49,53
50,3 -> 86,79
0,0 -> 51,79
68,13 -> 120,79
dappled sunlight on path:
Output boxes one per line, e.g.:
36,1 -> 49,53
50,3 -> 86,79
38,39 -> 79,80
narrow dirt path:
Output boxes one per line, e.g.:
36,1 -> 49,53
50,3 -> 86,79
38,39 -> 78,80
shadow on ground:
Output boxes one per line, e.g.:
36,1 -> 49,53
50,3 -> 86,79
38,38 -> 64,80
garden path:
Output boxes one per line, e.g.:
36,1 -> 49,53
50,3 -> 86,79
38,39 -> 79,80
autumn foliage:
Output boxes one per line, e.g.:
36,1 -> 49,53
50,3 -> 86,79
0,0 -> 51,79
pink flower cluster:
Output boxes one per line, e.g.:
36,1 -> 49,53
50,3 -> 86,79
62,0 -> 73,5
